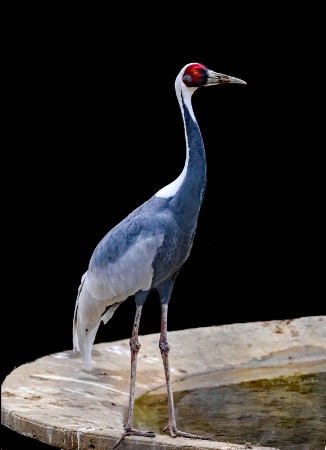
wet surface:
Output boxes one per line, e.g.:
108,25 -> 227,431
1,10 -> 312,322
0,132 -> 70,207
134,372 -> 326,450
2,316 -> 325,449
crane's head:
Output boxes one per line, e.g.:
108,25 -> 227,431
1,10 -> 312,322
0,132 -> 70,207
181,62 -> 246,88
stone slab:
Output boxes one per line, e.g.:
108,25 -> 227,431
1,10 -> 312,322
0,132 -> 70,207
2,316 -> 325,449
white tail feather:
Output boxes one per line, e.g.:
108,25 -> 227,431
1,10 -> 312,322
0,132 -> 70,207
72,271 -> 98,368
73,271 -> 118,369
78,324 -> 100,369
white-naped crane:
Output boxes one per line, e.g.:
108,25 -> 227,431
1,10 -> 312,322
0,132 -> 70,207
73,62 -> 246,448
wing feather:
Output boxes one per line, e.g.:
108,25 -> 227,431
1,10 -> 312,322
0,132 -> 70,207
73,230 -> 164,368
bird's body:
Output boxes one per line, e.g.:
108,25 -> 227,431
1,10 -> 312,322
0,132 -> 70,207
73,62 -> 246,447
74,193 -> 199,366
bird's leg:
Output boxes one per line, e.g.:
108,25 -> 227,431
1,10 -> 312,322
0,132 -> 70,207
159,303 -> 211,441
113,304 -> 155,449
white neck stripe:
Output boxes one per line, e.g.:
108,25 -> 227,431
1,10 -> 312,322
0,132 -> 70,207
155,82 -> 198,199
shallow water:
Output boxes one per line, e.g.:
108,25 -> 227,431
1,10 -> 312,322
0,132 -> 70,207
133,372 -> 326,450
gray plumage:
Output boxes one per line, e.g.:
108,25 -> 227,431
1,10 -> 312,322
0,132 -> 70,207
73,62 -> 246,447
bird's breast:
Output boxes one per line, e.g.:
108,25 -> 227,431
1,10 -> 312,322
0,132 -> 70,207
150,224 -> 195,287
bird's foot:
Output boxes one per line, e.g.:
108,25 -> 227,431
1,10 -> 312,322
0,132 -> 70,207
113,427 -> 155,448
163,424 -> 211,440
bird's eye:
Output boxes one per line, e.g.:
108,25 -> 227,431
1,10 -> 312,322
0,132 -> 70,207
193,69 -> 198,74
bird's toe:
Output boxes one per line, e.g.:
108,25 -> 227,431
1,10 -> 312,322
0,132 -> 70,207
164,425 -> 211,440
113,428 -> 155,448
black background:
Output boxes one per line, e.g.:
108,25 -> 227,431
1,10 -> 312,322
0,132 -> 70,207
1,5 -> 324,449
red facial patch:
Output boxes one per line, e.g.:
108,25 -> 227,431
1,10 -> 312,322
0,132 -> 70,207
182,63 -> 207,87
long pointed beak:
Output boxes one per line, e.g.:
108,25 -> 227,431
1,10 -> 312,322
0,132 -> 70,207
206,69 -> 247,86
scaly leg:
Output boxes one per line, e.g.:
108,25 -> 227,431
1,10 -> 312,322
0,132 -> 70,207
113,304 -> 155,448
159,303 -> 211,440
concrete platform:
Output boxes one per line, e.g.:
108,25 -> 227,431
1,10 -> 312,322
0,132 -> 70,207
1,316 -> 325,449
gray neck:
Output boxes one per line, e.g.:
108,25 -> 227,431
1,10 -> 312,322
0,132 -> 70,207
170,96 -> 207,227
